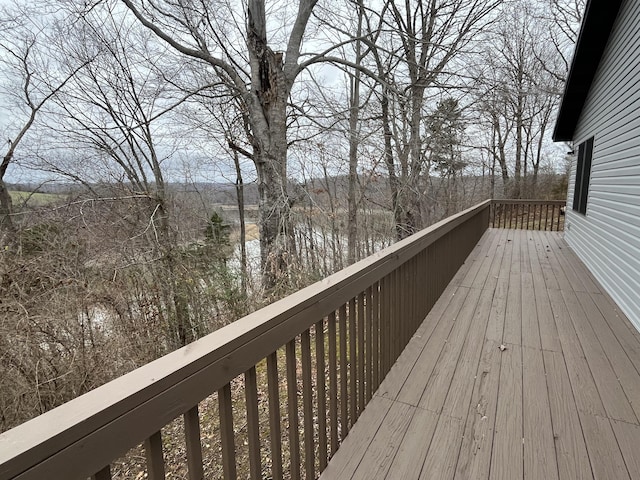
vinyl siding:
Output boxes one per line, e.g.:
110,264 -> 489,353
566,0 -> 640,331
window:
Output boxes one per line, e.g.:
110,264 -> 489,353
572,137 -> 594,215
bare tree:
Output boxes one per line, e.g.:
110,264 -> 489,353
48,12 -> 206,347
544,0 -> 586,83
364,0 -> 500,238
473,0 -> 564,198
0,3 -> 89,246
112,0 -> 324,290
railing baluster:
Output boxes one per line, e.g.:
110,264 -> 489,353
380,276 -> 387,378
383,273 -> 392,376
397,266 -> 404,354
365,286 -> 373,402
328,311 -> 339,454
405,262 -> 410,342
339,303 -> 348,439
410,258 -> 417,334
394,268 -> 401,362
92,466 -> 111,480
286,339 -> 301,480
315,319 -> 328,470
372,281 -> 380,391
218,383 -> 237,480
537,203 -> 542,229
267,352 -> 283,480
544,203 -> 550,230
349,298 -> 357,427
301,329 -> 315,479
389,268 -> 402,362
144,431 -> 166,480
357,291 -> 365,415
509,203 -> 514,228
184,406 -> 204,480
244,367 -> 262,480
557,205 -> 562,231
492,203 -> 496,227
406,261 -> 412,343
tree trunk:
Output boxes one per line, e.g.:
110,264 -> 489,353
254,138 -> 293,292
247,2 -> 297,292
380,91 -> 403,241
232,149 -> 247,296
1,146 -> 20,248
0,179 -> 16,248
393,84 -> 427,239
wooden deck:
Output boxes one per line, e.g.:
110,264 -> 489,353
320,228 -> 640,480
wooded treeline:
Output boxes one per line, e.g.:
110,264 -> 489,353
0,0 -> 581,431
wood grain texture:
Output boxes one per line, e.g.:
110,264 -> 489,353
350,401 -> 413,479
490,344 -> 523,480
522,346 -> 558,480
611,420 -> 640,479
322,230 -> 640,480
543,350 -> 593,480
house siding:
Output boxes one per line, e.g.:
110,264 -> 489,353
566,0 -> 640,331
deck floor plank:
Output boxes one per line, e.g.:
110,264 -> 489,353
529,233 -> 562,352
418,288 -> 482,413
454,338 -> 502,480
502,269 -> 522,346
548,289 -> 608,418
522,346 -> 559,480
490,343 -> 523,480
319,229 -> 640,480
546,232 -> 600,294
562,290 -> 638,424
441,287 -> 494,420
590,291 -> 640,374
460,224 -> 504,288
375,285 -> 459,401
611,419 -> 640,479
349,401 -> 414,479
580,413 -> 630,480
318,396 -> 393,478
544,349 -> 594,480
419,414 -> 464,479
394,288 -> 470,406
385,407 -> 439,480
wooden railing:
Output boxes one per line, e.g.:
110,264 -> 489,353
490,199 -> 565,231
0,201 -> 492,480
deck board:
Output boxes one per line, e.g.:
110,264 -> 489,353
320,229 -> 640,480
543,349 -> 593,480
523,346 -> 558,480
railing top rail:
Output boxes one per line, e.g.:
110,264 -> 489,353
0,200 -> 491,480
490,199 -> 566,205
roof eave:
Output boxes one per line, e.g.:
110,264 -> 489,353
552,0 -> 624,142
